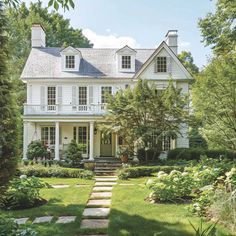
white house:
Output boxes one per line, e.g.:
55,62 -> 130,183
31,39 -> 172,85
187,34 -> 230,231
21,24 -> 192,161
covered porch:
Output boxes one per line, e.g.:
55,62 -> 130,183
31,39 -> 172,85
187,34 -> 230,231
23,120 -> 120,160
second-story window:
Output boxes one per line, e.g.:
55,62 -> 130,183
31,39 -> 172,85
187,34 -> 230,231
78,86 -> 87,105
47,86 -> 56,110
101,86 -> 112,103
156,57 -> 167,72
121,56 -> 131,69
65,55 -> 75,69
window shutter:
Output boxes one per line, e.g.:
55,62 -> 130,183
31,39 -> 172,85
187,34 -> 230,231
40,86 -> 46,111
89,86 -> 93,104
72,86 -> 77,111
57,86 -> 62,111
154,58 -> 157,73
167,56 -> 172,74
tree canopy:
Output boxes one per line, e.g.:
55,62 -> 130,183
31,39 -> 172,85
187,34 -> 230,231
178,51 -> 199,75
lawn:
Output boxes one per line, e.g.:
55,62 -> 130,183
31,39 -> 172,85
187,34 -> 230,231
110,179 -> 233,236
0,178 -> 93,236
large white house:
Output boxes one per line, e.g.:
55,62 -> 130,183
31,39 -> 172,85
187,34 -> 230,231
21,24 -> 192,161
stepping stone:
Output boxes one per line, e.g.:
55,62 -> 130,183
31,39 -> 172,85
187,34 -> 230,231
95,177 -> 117,182
83,208 -> 110,217
55,216 -> 76,224
87,199 -> 111,207
52,184 -> 69,188
80,219 -> 109,229
33,216 -> 53,224
94,182 -> 116,186
75,184 -> 89,187
93,186 -> 113,192
14,218 -> 29,224
119,183 -> 135,186
90,192 -> 112,199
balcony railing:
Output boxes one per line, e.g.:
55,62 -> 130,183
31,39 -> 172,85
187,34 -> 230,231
24,104 -> 107,115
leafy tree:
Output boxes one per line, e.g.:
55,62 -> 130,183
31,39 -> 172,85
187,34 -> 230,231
106,79 -> 187,160
26,140 -> 48,161
178,51 -> 199,75
0,1 -> 19,194
65,140 -> 82,167
199,0 -> 236,55
192,54 -> 236,149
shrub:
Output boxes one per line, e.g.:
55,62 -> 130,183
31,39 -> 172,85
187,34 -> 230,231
26,140 -> 47,160
64,140 -> 82,167
147,170 -> 196,202
18,165 -> 94,179
0,176 -> 49,210
117,165 -> 184,180
137,148 -> 161,162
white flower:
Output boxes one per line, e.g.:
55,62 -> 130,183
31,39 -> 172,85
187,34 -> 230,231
20,175 -> 27,179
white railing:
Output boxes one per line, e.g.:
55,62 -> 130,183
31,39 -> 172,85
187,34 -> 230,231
24,104 -> 107,115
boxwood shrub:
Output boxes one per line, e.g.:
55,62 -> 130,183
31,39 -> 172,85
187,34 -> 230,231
17,165 -> 94,179
117,165 -> 184,180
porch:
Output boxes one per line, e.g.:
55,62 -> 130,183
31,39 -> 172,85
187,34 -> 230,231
23,121 -> 120,160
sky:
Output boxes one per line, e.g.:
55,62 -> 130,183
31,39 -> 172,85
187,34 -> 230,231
26,0 -> 216,68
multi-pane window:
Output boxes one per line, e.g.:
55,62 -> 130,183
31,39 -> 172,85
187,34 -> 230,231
41,127 -> 55,146
162,136 -> 171,151
101,86 -> 112,103
156,57 -> 167,72
65,55 -> 75,69
47,86 -> 56,110
73,126 -> 87,154
78,87 -> 87,105
121,56 -> 131,69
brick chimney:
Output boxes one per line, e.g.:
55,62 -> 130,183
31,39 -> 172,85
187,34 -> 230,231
165,30 -> 178,55
31,23 -> 45,48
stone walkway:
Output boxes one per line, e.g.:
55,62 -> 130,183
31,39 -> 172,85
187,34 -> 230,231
80,175 -> 117,236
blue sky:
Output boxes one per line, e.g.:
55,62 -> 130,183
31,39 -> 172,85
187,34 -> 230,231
27,0 -> 216,68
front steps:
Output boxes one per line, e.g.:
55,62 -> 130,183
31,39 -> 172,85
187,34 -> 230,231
94,160 -> 122,176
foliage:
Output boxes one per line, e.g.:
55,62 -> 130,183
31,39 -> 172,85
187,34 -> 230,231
0,176 -> 49,210
147,170 -> 195,202
117,165 -> 184,180
106,79 -> 187,159
189,218 -> 217,236
198,0 -> 236,55
137,148 -> 161,162
178,51 -> 199,75
18,165 -> 94,179
26,140 -> 48,160
0,1 -> 19,197
64,140 -> 82,167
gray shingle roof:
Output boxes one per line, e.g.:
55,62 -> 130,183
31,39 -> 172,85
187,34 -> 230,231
21,47 -> 155,79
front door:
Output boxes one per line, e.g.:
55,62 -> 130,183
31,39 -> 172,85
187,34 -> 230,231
100,132 -> 112,157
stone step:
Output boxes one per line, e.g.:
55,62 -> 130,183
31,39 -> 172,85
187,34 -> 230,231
94,169 -> 116,173
95,163 -> 121,167
55,216 -> 76,224
87,199 -> 111,207
95,166 -> 119,170
94,182 -> 116,186
95,175 -> 117,178
95,177 -> 117,182
90,192 -> 112,199
95,172 -> 116,176
82,208 -> 110,218
93,186 -> 113,192
80,219 -> 109,229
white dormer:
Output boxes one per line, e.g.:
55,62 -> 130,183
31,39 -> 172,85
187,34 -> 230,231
60,46 -> 82,72
116,45 -> 136,72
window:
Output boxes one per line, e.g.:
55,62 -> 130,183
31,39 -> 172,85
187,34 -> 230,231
162,136 -> 171,151
156,57 -> 167,72
65,55 -> 75,69
47,86 -> 56,111
101,86 -> 112,103
78,86 -> 87,105
121,55 -> 131,69
41,127 -> 55,145
73,126 -> 88,154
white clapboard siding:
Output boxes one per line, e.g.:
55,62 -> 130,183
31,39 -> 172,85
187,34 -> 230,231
89,85 -> 93,104
72,85 -> 77,110
57,86 -> 62,111
167,56 -> 172,74
40,86 -> 46,111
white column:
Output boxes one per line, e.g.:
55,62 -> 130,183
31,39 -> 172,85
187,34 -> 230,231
54,121 -> 60,160
89,122 -> 94,160
23,121 -> 28,160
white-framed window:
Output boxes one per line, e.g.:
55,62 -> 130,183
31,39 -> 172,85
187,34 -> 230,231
73,126 -> 88,154
41,127 -> 55,145
65,55 -> 75,69
156,57 -> 167,73
47,86 -> 56,110
78,86 -> 87,105
162,136 -> 171,151
121,55 -> 131,69
101,86 -> 112,103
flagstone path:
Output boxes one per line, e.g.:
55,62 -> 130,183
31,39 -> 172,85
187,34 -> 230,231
80,175 -> 117,236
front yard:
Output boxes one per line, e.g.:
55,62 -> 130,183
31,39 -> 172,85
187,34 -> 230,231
0,177 -> 232,236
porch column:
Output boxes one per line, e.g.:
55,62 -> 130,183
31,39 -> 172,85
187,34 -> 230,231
23,121 -> 28,160
89,121 -> 94,160
115,133 -> 118,157
54,121 -> 60,160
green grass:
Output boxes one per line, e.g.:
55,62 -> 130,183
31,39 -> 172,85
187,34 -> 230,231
109,180 -> 232,236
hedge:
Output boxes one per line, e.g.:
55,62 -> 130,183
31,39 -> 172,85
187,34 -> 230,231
167,148 -> 236,161
17,165 -> 94,179
117,165 -> 184,180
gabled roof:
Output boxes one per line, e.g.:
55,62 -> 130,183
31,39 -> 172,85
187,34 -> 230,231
116,45 -> 137,54
133,41 -> 193,80
60,46 -> 82,56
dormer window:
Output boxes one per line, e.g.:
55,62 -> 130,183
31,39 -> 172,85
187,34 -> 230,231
122,56 -> 131,69
156,57 -> 167,73
65,55 -> 75,69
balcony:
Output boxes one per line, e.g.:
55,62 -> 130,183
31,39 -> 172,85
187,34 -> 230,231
24,104 -> 107,115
